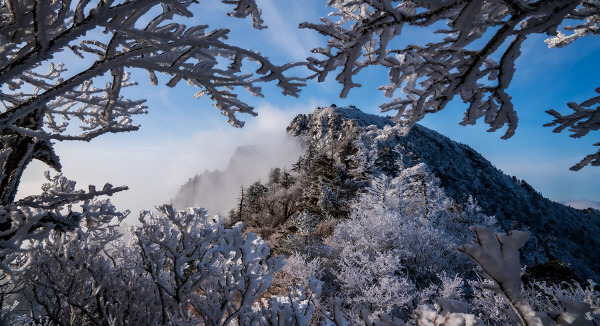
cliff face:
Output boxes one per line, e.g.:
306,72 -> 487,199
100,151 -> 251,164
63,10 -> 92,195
288,106 -> 600,279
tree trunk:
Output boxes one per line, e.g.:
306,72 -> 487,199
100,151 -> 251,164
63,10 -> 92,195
0,106 -> 59,205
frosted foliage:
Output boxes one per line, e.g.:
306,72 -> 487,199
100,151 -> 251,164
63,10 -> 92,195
396,163 -> 453,219
343,164 -> 493,282
8,183 -> 148,325
437,273 -> 465,302
302,0 -> 600,168
325,165 -> 493,322
458,196 -> 497,230
273,253 -> 323,294
467,278 -> 515,325
335,247 -> 415,321
134,204 -> 285,325
17,220 -> 155,325
5,202 -> 332,325
332,208 -> 457,284
248,279 -> 322,326
0,173 -> 126,274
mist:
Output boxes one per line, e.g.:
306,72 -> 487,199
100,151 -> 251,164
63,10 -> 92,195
172,139 -> 303,216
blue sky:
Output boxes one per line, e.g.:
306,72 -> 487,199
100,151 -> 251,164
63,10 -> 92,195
18,1 -> 600,215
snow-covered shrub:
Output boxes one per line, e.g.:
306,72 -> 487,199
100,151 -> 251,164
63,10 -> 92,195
334,244 -> 415,322
523,281 -> 600,325
321,165 -> 498,322
467,278 -> 515,325
0,173 -> 126,275
134,204 -> 285,325
326,206 -> 463,322
13,200 -> 299,325
15,191 -> 145,325
19,230 -> 161,325
270,252 -> 325,325
436,273 -> 466,302
336,167 -> 491,284
330,207 -> 460,286
273,253 -> 323,296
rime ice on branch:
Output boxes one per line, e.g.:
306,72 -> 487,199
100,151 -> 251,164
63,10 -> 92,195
0,0 -> 306,251
459,226 -> 597,326
302,0 -> 600,168
545,87 -> 600,171
0,0 -> 306,199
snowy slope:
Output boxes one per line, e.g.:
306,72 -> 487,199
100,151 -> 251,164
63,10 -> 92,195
288,106 -> 600,279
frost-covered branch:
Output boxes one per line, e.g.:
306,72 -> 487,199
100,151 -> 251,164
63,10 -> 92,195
16,199 -> 158,326
545,0 -> 600,48
302,0 -> 598,148
0,173 -> 126,275
545,87 -> 600,170
0,0 -> 308,262
458,226 -> 597,326
0,0 -> 307,207
0,0 -> 305,135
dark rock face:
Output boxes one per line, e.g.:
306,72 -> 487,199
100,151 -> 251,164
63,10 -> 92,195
288,106 -> 600,279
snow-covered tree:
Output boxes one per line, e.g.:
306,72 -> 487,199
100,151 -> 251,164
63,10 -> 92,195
317,164 -> 506,323
0,0 -> 306,255
395,163 -> 452,219
302,0 -> 600,169
271,252 -> 323,297
281,210 -> 322,257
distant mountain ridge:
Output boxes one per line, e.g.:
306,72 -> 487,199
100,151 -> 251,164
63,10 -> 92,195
287,106 -> 600,279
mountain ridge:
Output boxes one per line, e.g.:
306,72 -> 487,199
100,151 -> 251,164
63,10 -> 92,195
287,106 -> 599,279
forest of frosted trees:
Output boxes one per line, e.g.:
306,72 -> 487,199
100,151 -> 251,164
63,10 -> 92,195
0,0 -> 599,325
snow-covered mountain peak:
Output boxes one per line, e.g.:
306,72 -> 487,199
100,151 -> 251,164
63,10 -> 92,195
287,106 -> 600,279
287,105 -> 393,141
